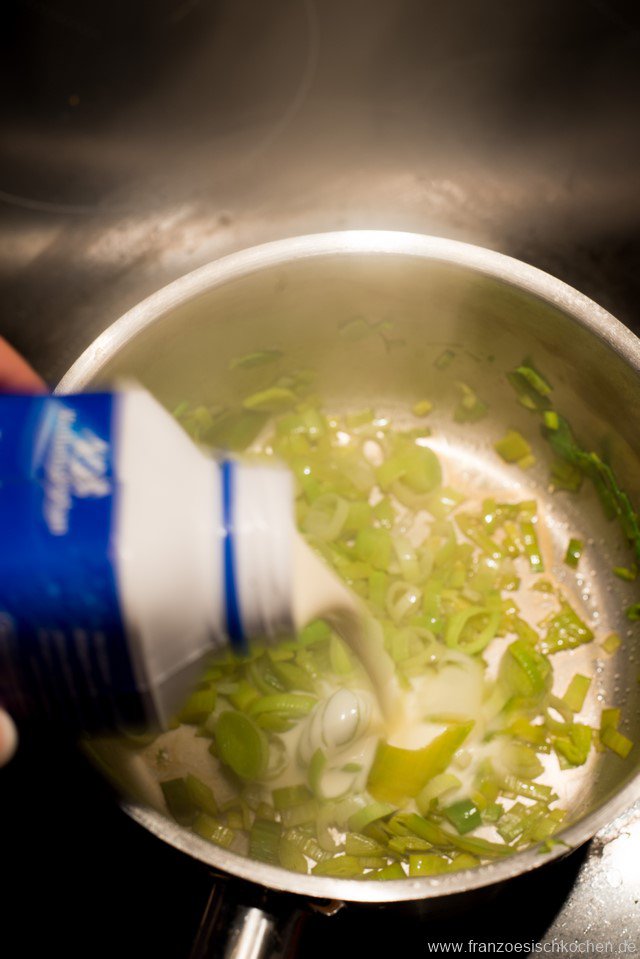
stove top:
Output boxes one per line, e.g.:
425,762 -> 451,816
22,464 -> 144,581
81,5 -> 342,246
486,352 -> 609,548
1,1 -> 639,956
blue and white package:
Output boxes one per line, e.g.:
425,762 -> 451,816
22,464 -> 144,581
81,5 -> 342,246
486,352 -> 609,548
0,389 -> 295,732
0,393 -> 142,728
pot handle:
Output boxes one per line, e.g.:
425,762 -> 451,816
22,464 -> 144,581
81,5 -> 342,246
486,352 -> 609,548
189,876 -> 308,959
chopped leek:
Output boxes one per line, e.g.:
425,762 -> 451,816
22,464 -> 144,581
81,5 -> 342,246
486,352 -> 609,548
303,493 -> 350,542
553,724 -> 592,768
270,660 -> 316,693
543,412 -> 640,563
508,365 -> 551,410
409,853 -> 450,876
385,446 -> 442,495
279,836 -> 309,873
626,604 -> 640,622
355,527 -> 392,571
416,773 -> 462,813
483,803 -> 504,824
192,814 -> 236,847
454,383 -> 488,423
543,410 -> 559,430
496,802 -> 532,842
230,349 -> 283,370
281,799 -> 319,828
272,785 -> 313,811
344,832 -> 386,856
249,819 -> 282,864
601,633 -> 621,655
339,317 -> 372,341
308,748 -> 328,798
540,603 -> 593,654
228,680 -> 261,712
599,708 -> 633,758
372,862 -> 406,880
158,382 -> 632,880
600,726 -> 633,759
185,774 -> 218,817
442,799 -> 482,835
298,619 -> 331,646
434,349 -> 455,370
204,409 -> 269,451
285,828 -> 332,863
564,538 -> 584,569
161,778 -> 196,825
521,520 -> 544,572
499,641 -> 552,706
403,813 -> 513,858
562,674 -> 591,713
312,855 -> 365,877
387,834 -> 432,854
243,387 -> 296,413
413,399 -> 433,417
600,708 -> 620,732
329,635 -> 354,674
426,487 -> 465,519
507,718 -> 549,753
494,430 -> 532,465
515,365 -> 552,398
550,458 -> 583,492
176,686 -> 216,725
347,802 -> 395,833
367,724 -> 473,804
214,711 -> 269,780
248,693 -> 317,724
444,605 -> 500,655
499,742 -> 544,780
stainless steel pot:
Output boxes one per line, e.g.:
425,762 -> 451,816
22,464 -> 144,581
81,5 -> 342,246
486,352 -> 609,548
58,231 -> 640,956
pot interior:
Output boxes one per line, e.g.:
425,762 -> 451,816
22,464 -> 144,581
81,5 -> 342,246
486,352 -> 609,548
78,240 -> 640,899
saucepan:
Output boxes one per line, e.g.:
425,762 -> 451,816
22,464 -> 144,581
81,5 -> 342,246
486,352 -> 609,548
57,232 -> 640,957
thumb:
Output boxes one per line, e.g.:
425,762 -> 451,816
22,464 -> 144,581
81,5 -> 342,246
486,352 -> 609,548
0,708 -> 17,766
0,338 -> 46,393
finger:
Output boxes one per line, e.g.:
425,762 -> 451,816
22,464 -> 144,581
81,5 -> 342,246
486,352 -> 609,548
0,708 -> 17,766
0,338 -> 47,393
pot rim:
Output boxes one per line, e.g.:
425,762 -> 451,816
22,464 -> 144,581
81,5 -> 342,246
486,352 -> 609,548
58,230 -> 640,393
59,230 -> 640,902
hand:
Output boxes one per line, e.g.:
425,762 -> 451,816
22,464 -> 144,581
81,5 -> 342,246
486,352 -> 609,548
0,338 -> 46,765
0,710 -> 17,766
0,337 -> 46,393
